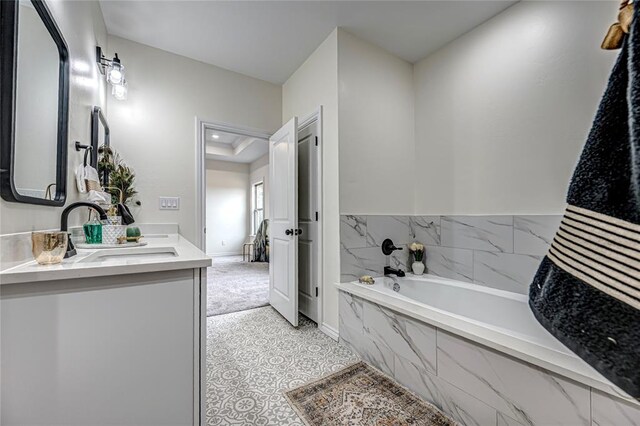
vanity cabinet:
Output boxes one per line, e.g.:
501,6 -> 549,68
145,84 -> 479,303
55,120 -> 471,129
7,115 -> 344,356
1,267 -> 207,425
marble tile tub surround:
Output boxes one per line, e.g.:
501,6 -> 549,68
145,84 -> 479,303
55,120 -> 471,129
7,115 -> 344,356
340,214 -> 561,294
338,290 -> 640,426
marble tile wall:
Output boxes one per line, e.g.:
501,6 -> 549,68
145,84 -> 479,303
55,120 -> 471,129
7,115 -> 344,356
340,214 -> 562,294
338,290 -> 640,426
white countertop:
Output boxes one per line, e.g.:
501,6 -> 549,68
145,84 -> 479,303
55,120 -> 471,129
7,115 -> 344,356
0,234 -> 211,285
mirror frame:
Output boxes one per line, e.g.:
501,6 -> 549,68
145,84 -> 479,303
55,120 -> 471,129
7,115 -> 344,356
0,0 -> 69,206
90,106 -> 110,185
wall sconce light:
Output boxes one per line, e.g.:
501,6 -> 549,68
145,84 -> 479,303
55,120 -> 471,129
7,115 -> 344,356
112,79 -> 128,101
96,46 -> 127,100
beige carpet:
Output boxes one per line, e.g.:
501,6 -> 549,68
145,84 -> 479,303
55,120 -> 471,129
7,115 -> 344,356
284,362 -> 455,426
207,255 -> 269,316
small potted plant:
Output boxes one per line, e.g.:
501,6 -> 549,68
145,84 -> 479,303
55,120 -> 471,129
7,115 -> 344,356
409,242 -> 425,275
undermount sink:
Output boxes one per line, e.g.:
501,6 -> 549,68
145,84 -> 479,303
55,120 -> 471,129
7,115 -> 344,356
78,247 -> 178,263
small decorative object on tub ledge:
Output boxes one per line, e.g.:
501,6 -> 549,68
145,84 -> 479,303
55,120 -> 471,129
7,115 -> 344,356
409,242 -> 425,275
359,275 -> 375,285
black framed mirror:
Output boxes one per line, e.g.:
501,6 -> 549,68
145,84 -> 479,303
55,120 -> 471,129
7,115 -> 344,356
0,0 -> 69,206
90,106 -> 110,185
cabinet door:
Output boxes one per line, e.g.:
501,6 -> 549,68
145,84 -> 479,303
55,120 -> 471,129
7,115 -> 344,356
1,269 -> 198,426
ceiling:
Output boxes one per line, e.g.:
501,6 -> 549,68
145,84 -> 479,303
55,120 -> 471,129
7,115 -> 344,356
99,1 -> 517,84
204,128 -> 268,163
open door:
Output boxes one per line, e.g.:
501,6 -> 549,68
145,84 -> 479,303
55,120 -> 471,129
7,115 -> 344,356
269,117 -> 298,327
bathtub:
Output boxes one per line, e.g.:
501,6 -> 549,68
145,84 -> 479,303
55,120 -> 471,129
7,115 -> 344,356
337,274 -> 629,399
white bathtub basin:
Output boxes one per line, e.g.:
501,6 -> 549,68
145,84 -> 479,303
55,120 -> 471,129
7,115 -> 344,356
337,274 -> 629,399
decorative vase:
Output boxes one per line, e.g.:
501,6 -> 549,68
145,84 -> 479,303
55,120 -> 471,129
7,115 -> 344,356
412,261 -> 425,275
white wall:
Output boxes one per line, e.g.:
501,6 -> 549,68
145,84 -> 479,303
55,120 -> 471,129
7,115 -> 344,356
413,1 -> 617,215
249,154 -> 269,232
206,160 -> 249,256
283,29 -> 340,334
106,36 -> 282,244
338,30 -> 415,214
0,1 -> 108,234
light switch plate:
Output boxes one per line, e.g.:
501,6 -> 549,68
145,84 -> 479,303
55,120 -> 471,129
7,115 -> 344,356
159,197 -> 180,210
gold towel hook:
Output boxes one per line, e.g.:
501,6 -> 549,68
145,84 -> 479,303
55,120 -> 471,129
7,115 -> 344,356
44,183 -> 56,200
602,0 -> 634,50
103,186 -> 124,204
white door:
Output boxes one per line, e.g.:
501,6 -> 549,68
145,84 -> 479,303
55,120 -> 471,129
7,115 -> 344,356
297,122 -> 319,323
269,117 -> 299,327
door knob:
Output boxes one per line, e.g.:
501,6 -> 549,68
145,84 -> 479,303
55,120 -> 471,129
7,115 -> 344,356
285,229 -> 293,236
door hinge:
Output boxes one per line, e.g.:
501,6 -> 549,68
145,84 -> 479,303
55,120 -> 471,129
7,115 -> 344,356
315,287 -> 318,297
315,136 -> 318,146
315,211 -> 318,221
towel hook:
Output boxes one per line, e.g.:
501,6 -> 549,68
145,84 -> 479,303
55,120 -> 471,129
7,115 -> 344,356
75,141 -> 93,167
103,186 -> 124,204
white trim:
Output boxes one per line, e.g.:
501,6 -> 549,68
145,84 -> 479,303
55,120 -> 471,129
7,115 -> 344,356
195,117 -> 273,252
298,106 -> 325,336
320,322 -> 339,342
196,268 -> 207,425
208,252 -> 243,257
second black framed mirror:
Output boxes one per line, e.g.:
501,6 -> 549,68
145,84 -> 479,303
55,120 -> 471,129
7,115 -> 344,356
91,106 -> 110,186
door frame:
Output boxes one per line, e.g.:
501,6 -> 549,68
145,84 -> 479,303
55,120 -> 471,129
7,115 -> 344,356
194,109 -> 327,337
194,117 -> 272,252
297,106 -> 324,335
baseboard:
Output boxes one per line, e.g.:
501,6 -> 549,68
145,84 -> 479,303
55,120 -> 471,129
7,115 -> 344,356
208,252 -> 243,257
320,322 -> 339,341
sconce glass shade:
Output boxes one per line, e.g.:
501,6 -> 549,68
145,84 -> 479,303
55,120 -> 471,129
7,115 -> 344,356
112,80 -> 128,101
107,61 -> 124,85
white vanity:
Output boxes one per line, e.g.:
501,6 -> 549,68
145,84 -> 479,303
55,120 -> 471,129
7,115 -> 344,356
0,225 -> 211,426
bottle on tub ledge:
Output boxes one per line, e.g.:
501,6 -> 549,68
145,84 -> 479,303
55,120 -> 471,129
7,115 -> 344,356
409,242 -> 426,275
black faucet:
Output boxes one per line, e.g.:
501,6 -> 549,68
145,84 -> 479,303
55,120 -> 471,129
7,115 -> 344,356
381,239 -> 405,276
384,266 -> 406,277
60,202 -> 108,258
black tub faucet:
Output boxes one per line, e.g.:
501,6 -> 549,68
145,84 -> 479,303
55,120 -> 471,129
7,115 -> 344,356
60,202 -> 108,258
384,266 -> 405,277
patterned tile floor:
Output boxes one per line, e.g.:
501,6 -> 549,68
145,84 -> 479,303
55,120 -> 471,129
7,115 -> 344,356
206,306 -> 360,425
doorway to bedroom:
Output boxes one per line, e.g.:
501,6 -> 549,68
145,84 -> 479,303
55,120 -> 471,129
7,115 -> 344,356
196,113 -> 323,323
201,124 -> 271,316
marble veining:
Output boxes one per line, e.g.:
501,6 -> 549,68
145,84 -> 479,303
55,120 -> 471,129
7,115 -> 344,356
497,412 -> 525,426
362,300 -> 437,373
366,215 -> 413,247
425,246 -> 474,282
513,216 -> 561,256
591,389 -> 640,426
338,295 -> 394,376
410,216 -> 441,246
338,291 -> 363,333
436,330 -> 590,426
340,215 -> 367,249
441,216 -> 514,253
394,354 -> 497,426
340,246 -> 384,282
473,252 -> 542,294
